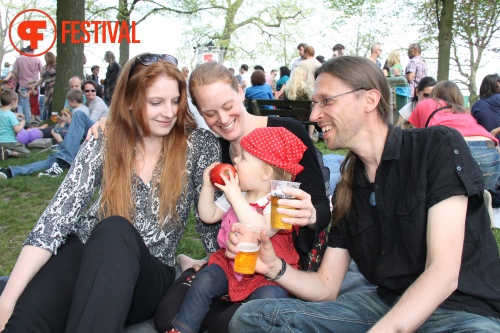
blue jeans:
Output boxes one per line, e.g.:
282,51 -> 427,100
18,87 -> 31,122
467,140 -> 500,190
9,111 -> 95,177
229,290 -> 500,333
174,264 -> 288,333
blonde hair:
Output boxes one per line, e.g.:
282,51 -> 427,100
387,49 -> 401,68
268,164 -> 293,181
285,67 -> 311,100
100,54 -> 195,225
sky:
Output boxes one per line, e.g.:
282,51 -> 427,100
4,0 -> 499,100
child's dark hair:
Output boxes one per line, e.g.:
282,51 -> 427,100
66,89 -> 84,103
1,89 -> 18,107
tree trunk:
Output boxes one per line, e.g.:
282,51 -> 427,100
117,0 -> 129,66
437,0 -> 454,81
52,0 -> 85,114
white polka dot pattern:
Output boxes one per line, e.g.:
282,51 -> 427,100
240,127 -> 307,179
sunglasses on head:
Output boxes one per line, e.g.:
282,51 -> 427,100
127,53 -> 178,82
84,89 -> 96,93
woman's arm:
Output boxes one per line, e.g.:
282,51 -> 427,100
0,246 -> 52,330
190,129 -> 223,254
1,140 -> 104,325
23,137 -> 103,256
275,84 -> 286,99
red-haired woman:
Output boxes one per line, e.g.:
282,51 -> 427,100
0,54 -> 221,332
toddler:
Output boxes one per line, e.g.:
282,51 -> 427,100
0,89 -> 30,160
168,127 -> 307,333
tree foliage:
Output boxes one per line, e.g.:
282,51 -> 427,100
84,0 -> 228,66
175,0 -> 303,64
451,0 -> 500,103
326,0 -> 393,57
0,0 -> 41,66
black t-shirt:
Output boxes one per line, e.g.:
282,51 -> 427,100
220,116 -> 331,264
329,125 -> 500,318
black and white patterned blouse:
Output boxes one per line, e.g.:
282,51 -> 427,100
24,128 -> 222,266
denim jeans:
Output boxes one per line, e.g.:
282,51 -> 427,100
18,87 -> 31,122
52,111 -> 95,165
9,111 -> 95,177
229,290 -> 500,333
466,140 -> 500,190
174,264 -> 288,333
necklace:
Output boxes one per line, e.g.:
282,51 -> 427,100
363,166 -> 376,206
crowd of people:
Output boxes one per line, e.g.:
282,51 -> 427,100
0,42 -> 500,333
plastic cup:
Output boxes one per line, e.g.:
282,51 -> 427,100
389,67 -> 395,77
51,112 -> 58,123
233,223 -> 263,274
270,180 -> 301,230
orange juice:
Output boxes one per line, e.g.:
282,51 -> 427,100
270,196 -> 296,230
234,242 -> 260,274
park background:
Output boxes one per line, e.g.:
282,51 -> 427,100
1,0 -> 500,274
1,0 -> 500,106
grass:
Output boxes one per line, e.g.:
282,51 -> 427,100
1,143 -> 499,276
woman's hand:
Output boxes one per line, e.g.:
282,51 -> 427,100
85,116 -> 108,141
273,188 -> 316,227
225,225 -> 278,276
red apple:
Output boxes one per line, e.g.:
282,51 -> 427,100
210,163 -> 237,186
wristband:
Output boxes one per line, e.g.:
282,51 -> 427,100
267,258 -> 286,281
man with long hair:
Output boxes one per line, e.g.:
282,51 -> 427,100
229,56 -> 500,332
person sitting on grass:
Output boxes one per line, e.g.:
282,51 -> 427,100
0,52 -> 221,332
50,89 -> 89,144
166,127 -> 306,333
228,56 -> 500,333
0,89 -> 30,161
0,89 -> 99,179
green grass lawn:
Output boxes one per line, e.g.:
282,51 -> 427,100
1,143 -> 499,276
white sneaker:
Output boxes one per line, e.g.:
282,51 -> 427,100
38,162 -> 64,177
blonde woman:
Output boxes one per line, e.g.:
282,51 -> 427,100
386,49 -> 411,111
284,66 -> 311,101
386,49 -> 404,76
285,66 -> 316,138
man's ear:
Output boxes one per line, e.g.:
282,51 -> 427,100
261,165 -> 274,181
364,89 -> 381,114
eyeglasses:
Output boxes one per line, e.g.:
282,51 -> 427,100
84,89 -> 96,93
127,53 -> 178,82
311,88 -> 368,108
